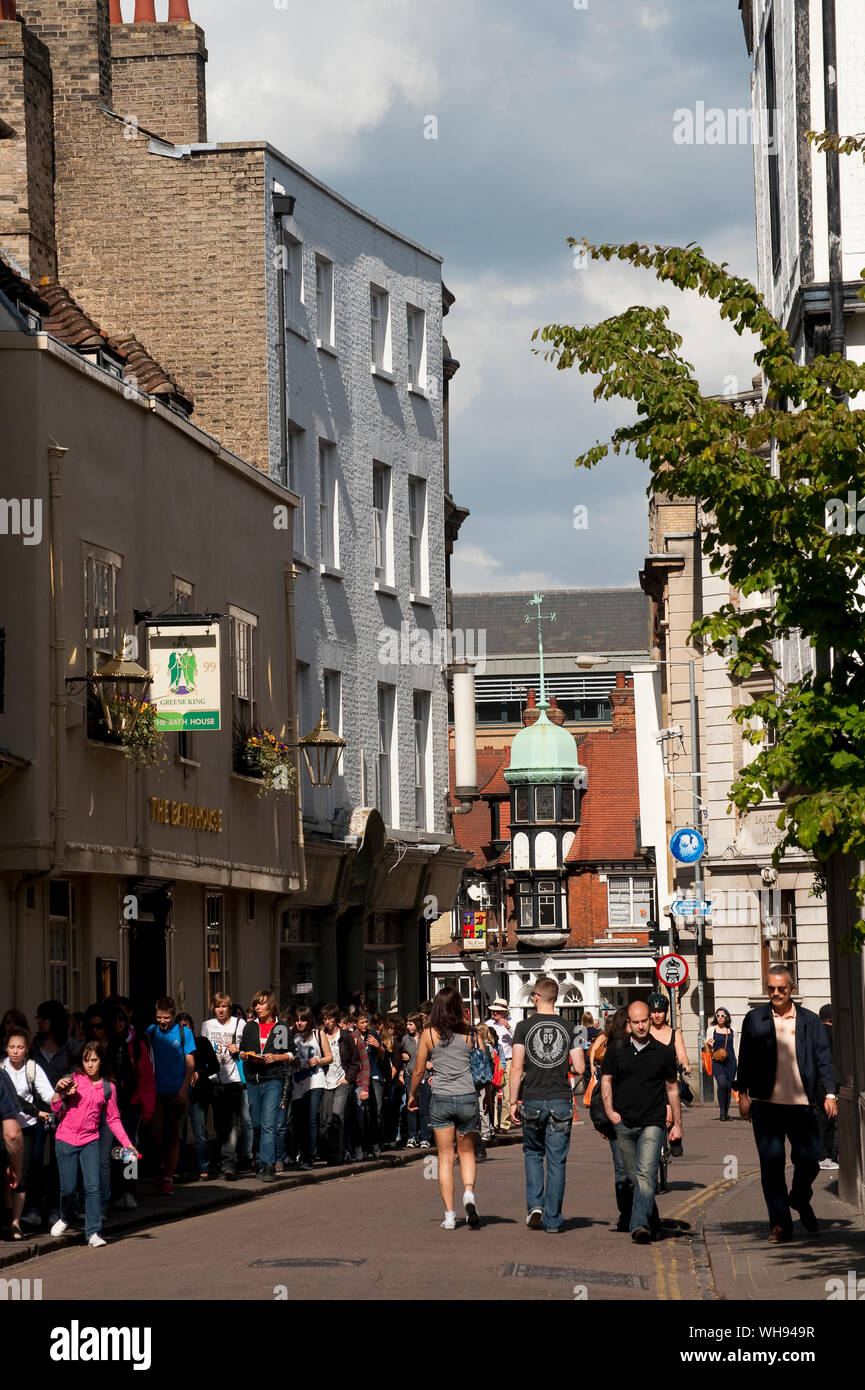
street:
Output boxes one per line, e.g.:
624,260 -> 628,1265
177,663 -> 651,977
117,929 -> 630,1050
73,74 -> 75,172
9,1108 -> 857,1304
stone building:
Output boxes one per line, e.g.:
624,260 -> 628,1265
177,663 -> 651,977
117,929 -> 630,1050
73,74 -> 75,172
740,0 -> 864,1208
1,0 -> 469,1011
637,467 -> 831,1081
431,592 -> 660,1025
0,252 -> 303,1028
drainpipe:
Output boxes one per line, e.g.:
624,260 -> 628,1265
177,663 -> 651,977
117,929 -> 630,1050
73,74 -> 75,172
284,564 -> 306,893
822,0 -> 846,357
49,442 -> 69,873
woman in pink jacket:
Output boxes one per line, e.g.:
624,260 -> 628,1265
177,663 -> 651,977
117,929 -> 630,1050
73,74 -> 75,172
50,1041 -> 139,1248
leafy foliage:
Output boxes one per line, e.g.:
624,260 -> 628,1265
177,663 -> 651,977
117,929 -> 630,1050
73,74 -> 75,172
534,237 -> 865,947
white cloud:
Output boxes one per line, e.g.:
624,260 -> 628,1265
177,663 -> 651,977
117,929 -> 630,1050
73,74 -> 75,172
639,7 -> 671,33
203,0 -> 441,163
450,544 -> 556,594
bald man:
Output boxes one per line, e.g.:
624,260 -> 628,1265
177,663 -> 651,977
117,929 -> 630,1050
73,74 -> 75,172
600,1001 -> 681,1242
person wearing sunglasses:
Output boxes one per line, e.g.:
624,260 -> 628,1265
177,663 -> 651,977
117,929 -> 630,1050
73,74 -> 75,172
734,965 -> 837,1244
706,1007 -> 736,1122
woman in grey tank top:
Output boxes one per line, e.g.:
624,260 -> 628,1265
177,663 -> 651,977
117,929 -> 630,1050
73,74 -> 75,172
408,986 -> 481,1230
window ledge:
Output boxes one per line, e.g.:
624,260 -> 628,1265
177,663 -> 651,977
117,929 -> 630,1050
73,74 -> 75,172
320,563 -> 344,580
231,771 -> 266,786
317,339 -> 338,358
175,756 -> 201,769
374,580 -> 398,597
286,319 -> 309,342
292,552 -> 315,570
408,383 -> 428,400
410,592 -> 434,608
371,364 -> 395,383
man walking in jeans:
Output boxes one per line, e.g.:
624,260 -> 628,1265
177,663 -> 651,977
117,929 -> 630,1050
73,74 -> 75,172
509,976 -> 585,1232
146,997 -> 195,1195
601,1000 -> 681,1243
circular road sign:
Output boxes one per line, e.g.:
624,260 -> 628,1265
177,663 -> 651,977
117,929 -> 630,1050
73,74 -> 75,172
670,828 -> 705,864
656,953 -> 690,988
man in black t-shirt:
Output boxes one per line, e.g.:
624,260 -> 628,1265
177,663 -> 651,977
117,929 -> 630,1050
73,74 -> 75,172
600,1000 -> 681,1243
510,976 -> 585,1232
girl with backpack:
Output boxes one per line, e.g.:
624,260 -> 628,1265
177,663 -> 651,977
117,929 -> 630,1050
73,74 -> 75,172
291,1006 -> 333,1169
50,1041 -> 139,1248
1,1027 -> 57,1237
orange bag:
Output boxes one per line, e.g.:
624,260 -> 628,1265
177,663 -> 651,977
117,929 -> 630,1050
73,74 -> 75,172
702,1048 -> 713,1078
583,1074 -> 596,1107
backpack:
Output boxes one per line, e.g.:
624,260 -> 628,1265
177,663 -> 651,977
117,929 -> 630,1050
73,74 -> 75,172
469,1029 -> 494,1090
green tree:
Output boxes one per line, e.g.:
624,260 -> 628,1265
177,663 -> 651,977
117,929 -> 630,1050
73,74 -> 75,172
534,238 -> 865,946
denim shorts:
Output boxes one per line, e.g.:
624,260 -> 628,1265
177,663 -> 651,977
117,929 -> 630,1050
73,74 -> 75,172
429,1091 -> 480,1136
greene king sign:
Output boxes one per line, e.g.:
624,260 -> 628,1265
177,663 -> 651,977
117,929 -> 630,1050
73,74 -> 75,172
147,621 -> 221,732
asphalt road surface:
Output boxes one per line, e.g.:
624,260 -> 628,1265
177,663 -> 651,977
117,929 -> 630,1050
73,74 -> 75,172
11,1113 -> 750,1302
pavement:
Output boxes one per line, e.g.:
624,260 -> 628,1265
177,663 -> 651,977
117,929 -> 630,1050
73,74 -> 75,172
3,1108 -> 863,1301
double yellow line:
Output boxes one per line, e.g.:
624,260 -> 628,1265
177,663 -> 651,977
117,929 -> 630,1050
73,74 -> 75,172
652,1168 -> 760,1300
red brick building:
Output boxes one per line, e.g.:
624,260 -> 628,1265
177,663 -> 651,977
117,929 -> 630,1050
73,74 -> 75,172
432,676 -> 661,1022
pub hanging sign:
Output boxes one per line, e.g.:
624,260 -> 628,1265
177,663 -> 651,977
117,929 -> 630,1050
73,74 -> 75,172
147,620 -> 221,732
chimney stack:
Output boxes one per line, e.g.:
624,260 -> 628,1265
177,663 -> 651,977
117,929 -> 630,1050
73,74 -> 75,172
111,1 -> 207,143
0,6 -> 56,279
17,2 -> 113,113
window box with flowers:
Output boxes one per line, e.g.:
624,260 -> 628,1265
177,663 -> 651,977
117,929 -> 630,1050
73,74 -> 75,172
235,723 -> 296,794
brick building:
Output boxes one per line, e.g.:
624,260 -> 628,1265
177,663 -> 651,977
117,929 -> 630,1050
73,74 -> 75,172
1,0 -> 469,1011
432,672 -> 660,1023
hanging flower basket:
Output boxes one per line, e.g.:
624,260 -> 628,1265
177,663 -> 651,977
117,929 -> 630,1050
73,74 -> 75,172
244,729 -> 296,795
107,695 -> 165,769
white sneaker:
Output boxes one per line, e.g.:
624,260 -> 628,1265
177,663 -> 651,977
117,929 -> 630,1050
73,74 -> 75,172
88,1233 -> 107,1248
526,1208 -> 544,1229
463,1190 -> 480,1228
50,1218 -> 68,1237
819,1158 -> 840,1170
440,1211 -> 456,1230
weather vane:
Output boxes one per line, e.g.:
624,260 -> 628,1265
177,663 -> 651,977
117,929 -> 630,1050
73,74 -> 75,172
525,594 -> 556,708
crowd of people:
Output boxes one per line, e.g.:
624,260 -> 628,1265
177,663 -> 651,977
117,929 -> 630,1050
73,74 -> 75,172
1,965 -> 839,1250
0,987 -> 544,1246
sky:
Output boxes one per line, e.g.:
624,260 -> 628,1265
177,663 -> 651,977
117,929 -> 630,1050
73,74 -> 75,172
149,0 -> 762,591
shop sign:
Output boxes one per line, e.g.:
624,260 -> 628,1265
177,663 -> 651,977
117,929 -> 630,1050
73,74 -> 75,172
149,796 -> 222,832
462,910 -> 487,950
148,622 -> 221,731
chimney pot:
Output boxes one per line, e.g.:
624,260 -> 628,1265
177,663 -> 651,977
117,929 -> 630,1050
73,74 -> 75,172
167,0 -> 192,18
133,0 -> 156,20
615,672 -> 626,688
109,0 -> 123,22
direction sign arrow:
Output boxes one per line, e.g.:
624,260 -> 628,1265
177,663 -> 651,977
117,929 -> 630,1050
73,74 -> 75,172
671,899 -> 712,917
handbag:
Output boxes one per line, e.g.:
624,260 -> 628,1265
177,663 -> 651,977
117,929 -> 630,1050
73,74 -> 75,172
712,1048 -> 728,1063
583,1074 -> 596,1107
468,1030 -> 494,1090
701,1046 -> 713,1078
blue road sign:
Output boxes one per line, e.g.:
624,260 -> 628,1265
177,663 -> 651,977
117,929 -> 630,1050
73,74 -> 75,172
671,899 -> 712,916
670,828 -> 705,864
